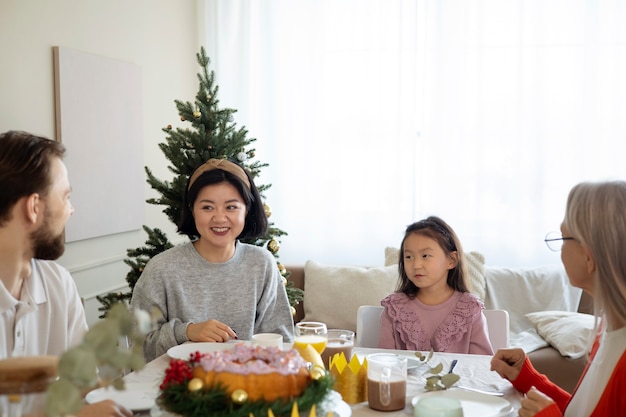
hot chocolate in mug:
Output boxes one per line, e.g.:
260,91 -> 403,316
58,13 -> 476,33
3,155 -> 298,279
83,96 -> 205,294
367,353 -> 408,411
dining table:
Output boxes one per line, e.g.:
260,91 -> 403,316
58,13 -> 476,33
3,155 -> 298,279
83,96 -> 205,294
123,344 -> 523,417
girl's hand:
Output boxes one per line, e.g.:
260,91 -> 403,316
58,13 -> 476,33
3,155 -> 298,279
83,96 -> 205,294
490,348 -> 526,382
518,387 -> 556,417
187,319 -> 237,342
77,400 -> 133,417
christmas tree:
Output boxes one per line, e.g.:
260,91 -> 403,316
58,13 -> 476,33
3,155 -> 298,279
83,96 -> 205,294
97,47 -> 303,318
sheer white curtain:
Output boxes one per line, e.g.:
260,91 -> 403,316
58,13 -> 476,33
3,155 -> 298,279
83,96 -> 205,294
201,0 -> 626,267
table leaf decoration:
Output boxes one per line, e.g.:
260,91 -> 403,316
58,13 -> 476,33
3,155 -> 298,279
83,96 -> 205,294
413,350 -> 461,392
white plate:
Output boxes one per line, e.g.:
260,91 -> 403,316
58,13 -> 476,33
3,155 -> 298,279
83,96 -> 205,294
320,390 -> 352,417
407,357 -> 422,371
330,397 -> 352,417
86,382 -> 158,411
166,342 -> 237,360
411,390 -> 512,417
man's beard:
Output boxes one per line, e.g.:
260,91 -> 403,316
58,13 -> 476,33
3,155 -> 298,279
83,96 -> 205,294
31,215 -> 65,260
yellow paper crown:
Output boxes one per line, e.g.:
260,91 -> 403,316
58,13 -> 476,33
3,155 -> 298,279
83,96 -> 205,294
265,403 -> 332,417
328,353 -> 368,404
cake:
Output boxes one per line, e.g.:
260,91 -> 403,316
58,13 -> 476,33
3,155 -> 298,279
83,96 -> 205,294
0,356 -> 58,395
158,343 -> 333,417
191,344 -> 309,401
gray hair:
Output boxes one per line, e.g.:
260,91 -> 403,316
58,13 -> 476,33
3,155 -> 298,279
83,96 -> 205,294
564,180 -> 626,326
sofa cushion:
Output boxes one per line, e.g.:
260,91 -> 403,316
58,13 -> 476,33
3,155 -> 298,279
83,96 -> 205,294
526,311 -> 596,358
302,260 -> 397,332
484,265 -> 583,353
384,247 -> 486,301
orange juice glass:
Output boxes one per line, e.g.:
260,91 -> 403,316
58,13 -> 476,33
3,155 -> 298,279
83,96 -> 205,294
294,322 -> 328,354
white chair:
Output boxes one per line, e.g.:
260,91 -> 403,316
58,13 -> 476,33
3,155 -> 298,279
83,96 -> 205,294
483,309 -> 510,351
356,305 -> 510,351
356,305 -> 384,347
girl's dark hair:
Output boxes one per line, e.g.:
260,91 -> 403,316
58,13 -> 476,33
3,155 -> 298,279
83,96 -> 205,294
397,215 -> 468,297
0,130 -> 66,225
177,163 -> 268,240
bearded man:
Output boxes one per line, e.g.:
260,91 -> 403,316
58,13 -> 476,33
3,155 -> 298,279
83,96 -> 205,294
0,130 -> 131,417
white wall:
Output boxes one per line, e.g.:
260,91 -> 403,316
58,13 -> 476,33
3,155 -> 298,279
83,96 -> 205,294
0,0 -> 202,325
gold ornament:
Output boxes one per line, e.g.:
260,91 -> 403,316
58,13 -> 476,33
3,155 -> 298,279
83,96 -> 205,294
277,263 -> 286,274
263,203 -> 272,218
281,276 -> 288,286
166,124 -> 172,130
231,389 -> 248,404
290,306 -> 296,317
180,116 -> 186,121
268,239 -> 280,254
188,377 -> 203,392
193,110 -> 201,118
310,365 -> 326,380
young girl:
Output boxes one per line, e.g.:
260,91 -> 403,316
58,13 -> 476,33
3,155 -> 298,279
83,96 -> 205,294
131,159 -> 294,361
378,216 -> 493,354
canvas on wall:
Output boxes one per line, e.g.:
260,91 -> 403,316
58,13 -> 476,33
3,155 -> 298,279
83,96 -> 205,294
53,46 -> 144,242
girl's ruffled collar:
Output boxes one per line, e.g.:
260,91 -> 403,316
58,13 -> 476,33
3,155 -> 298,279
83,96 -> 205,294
381,291 -> 482,351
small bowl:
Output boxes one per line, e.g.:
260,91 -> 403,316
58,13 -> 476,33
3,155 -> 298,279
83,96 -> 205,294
413,396 -> 463,417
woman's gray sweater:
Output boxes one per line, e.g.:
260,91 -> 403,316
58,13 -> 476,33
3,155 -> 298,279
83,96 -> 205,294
130,241 -> 294,361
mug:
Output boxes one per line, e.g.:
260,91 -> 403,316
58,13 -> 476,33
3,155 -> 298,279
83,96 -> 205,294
321,329 -> 355,368
251,333 -> 283,348
414,396 -> 464,417
367,353 -> 407,411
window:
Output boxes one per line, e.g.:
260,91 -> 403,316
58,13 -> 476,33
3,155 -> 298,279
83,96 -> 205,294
202,0 -> 626,267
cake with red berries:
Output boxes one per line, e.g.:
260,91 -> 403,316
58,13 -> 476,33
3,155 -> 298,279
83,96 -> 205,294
158,343 -> 333,417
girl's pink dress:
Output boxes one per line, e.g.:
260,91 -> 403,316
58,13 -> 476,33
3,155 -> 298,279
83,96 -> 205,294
378,291 -> 493,355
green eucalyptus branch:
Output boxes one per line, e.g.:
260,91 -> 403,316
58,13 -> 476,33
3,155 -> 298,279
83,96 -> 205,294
44,303 -> 153,417
413,350 -> 461,392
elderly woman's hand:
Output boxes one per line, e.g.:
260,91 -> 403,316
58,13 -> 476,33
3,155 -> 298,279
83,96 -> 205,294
490,347 -> 526,382
518,387 -> 556,417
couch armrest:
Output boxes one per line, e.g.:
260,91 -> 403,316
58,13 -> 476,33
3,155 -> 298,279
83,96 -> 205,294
578,291 -> 593,314
527,347 -> 587,393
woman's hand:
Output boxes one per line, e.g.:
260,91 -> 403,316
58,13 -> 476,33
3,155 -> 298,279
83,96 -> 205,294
76,400 -> 133,417
518,387 -> 556,417
490,347 -> 526,382
187,319 -> 237,342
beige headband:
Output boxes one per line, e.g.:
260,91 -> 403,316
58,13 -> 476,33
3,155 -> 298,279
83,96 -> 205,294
188,159 -> 251,190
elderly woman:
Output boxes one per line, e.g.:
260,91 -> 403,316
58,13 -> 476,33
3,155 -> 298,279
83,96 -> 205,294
491,181 -> 626,417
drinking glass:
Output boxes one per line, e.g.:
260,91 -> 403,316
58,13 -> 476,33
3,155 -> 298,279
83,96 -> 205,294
367,353 -> 407,411
293,322 -> 328,354
320,329 -> 354,368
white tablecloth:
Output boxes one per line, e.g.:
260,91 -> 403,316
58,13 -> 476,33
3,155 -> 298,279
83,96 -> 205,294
124,345 -> 522,417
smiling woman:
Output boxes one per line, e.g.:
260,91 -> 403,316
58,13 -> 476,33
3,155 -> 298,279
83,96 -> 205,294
130,159 -> 295,362
202,1 -> 626,268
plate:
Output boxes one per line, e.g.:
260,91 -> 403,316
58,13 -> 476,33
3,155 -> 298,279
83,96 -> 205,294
331,397 -> 352,417
411,390 -> 512,417
320,390 -> 352,417
166,342 -> 238,360
407,357 -> 422,371
85,382 -> 158,411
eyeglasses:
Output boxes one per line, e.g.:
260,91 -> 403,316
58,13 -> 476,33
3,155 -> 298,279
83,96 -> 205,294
544,231 -> 576,252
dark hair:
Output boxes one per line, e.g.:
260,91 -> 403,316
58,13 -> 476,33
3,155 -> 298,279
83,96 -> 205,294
0,130 -> 66,225
177,162 -> 268,239
397,215 -> 469,297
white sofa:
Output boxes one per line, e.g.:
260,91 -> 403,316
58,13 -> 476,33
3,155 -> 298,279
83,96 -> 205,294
285,250 -> 594,393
